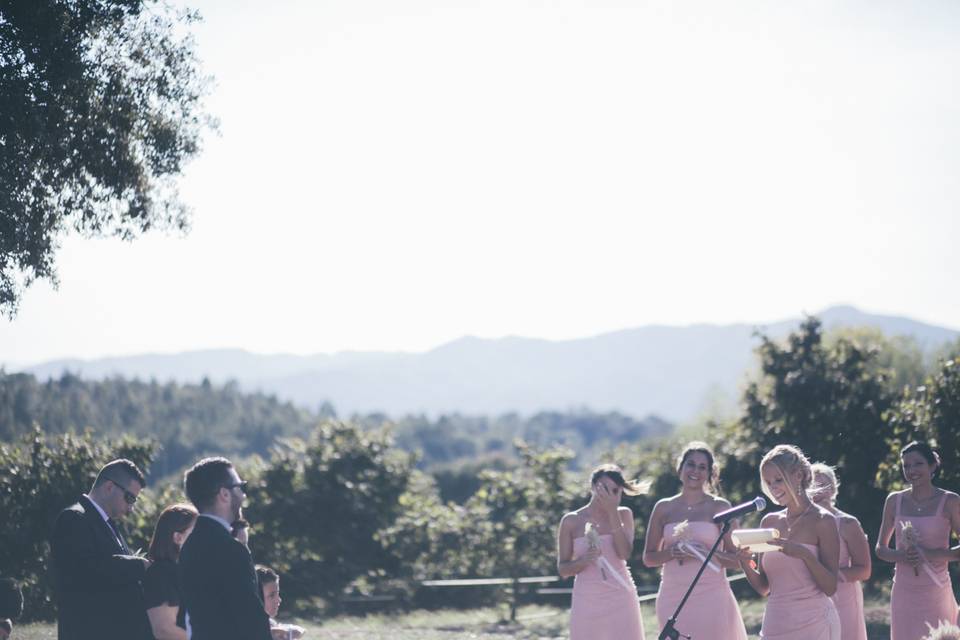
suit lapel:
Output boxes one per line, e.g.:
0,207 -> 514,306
79,495 -> 127,554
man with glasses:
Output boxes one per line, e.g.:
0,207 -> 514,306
180,457 -> 272,640
51,459 -> 152,640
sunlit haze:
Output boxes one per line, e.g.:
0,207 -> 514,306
2,0 -> 959,365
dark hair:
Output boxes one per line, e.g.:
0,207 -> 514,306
0,618 -> 11,633
93,459 -> 146,490
256,565 -> 279,592
590,464 -> 649,496
147,504 -> 198,562
676,441 -> 720,492
901,441 -> 941,478
184,457 -> 234,510
0,578 -> 22,620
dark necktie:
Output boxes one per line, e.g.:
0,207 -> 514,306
107,518 -> 130,554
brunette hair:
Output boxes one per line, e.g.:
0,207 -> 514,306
760,444 -> 817,504
676,441 -> 720,492
901,441 -> 941,479
256,565 -> 279,591
590,463 -> 649,496
147,503 -> 198,562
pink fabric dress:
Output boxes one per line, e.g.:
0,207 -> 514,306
831,518 -> 867,640
760,542 -> 840,639
654,522 -> 747,640
569,534 -> 644,640
890,493 -> 959,640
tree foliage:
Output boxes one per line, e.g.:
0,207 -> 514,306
384,409 -> 672,473
244,421 -> 416,609
378,442 -> 582,614
878,356 -> 960,492
0,0 -> 213,314
0,372 -> 316,477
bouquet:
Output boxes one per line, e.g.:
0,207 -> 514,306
923,620 -> 960,640
901,521 -> 945,587
900,521 -> 921,577
673,520 -> 719,573
584,522 -> 607,580
583,522 -> 635,592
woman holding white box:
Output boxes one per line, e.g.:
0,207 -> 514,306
738,444 -> 841,639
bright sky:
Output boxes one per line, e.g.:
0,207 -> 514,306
2,0 -> 959,366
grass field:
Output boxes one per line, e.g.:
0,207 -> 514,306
12,597 -> 892,639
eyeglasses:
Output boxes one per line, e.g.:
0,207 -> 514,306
224,481 -> 248,493
110,479 -> 138,505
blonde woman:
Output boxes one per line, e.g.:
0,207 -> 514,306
876,441 -> 959,640
643,442 -> 747,640
557,464 -> 647,640
739,444 -> 840,639
811,463 -> 870,640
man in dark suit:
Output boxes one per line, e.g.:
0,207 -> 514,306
179,457 -> 272,640
51,459 -> 152,640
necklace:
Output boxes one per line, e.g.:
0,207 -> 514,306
681,495 -> 710,511
909,489 -> 939,513
785,503 -> 812,536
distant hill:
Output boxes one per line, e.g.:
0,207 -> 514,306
19,306 -> 959,421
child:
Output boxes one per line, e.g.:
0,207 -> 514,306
256,566 -> 305,640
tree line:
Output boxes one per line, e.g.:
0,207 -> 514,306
0,317 -> 957,620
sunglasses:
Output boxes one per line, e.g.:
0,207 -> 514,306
224,480 -> 248,493
110,479 -> 138,505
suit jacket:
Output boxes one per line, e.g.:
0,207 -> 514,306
51,495 -> 151,640
179,515 -> 272,640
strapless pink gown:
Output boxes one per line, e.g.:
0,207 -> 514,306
760,542 -> 840,639
570,534 -> 644,640
891,493 -> 959,640
654,522 -> 747,639
831,518 -> 867,640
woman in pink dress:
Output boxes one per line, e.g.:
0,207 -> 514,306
811,463 -> 870,640
557,463 -> 647,640
876,441 -> 960,640
643,441 -> 747,640
739,444 -> 841,640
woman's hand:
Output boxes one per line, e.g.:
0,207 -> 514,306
904,545 -> 924,567
668,542 -> 694,562
593,483 -> 620,521
770,538 -> 812,561
579,547 -> 602,564
735,547 -> 755,568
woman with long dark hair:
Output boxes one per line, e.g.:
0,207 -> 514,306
144,503 -> 198,640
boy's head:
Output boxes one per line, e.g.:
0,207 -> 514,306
255,565 -> 281,618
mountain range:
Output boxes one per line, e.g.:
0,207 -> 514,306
17,306 -> 959,422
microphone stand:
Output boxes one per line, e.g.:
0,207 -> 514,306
658,519 -> 732,640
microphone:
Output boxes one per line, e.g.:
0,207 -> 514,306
712,497 -> 766,524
